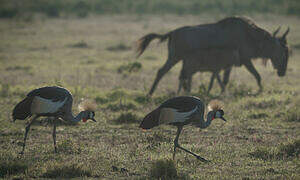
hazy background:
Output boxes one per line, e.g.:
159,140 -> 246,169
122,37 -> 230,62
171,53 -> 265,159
0,0 -> 299,18
0,0 -> 299,179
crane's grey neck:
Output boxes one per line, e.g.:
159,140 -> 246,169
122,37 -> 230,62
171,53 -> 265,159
195,111 -> 214,129
70,111 -> 85,122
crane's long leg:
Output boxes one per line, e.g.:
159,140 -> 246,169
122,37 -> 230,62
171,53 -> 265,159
20,115 -> 39,155
172,126 -> 181,160
173,126 -> 208,162
52,117 -> 57,153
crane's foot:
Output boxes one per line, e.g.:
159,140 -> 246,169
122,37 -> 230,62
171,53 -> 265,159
196,156 -> 209,163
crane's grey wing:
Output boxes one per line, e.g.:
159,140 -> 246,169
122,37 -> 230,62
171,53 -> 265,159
27,86 -> 70,102
31,96 -> 67,114
159,106 -> 198,124
159,96 -> 202,112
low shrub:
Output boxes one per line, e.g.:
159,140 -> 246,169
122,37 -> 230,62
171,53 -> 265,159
106,43 -> 131,52
117,62 -> 142,74
150,159 -> 177,179
57,139 -> 82,154
250,139 -> 300,160
42,163 -> 91,178
114,112 -> 140,124
0,153 -> 28,177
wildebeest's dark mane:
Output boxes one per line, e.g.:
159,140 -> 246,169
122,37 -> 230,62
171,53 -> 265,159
217,16 -> 272,42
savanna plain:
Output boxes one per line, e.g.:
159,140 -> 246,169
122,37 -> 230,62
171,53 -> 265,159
0,13 -> 299,179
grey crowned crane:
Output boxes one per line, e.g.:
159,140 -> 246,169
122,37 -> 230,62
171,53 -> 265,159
140,96 -> 226,162
12,86 -> 97,154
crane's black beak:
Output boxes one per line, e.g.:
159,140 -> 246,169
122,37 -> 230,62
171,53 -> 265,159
91,118 -> 96,122
220,117 -> 226,122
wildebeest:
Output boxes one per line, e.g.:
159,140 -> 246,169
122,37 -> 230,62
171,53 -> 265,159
136,16 -> 289,96
178,48 -> 240,94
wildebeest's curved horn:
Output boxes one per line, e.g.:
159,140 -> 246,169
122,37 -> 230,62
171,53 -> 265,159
272,26 -> 281,37
282,27 -> 290,39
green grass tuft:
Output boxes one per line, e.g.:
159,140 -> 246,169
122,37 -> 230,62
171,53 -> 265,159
134,94 -> 151,104
107,43 -> 131,52
42,163 -> 91,178
5,65 -> 31,72
227,82 -> 252,98
153,93 -> 176,105
248,112 -> 269,119
107,89 -> 130,102
244,97 -> 285,109
145,132 -> 172,150
95,95 -> 109,104
277,139 -> 300,159
57,139 -> 82,154
0,83 -> 10,97
250,139 -> 300,160
106,100 -> 138,111
117,62 -> 142,74
150,159 -> 177,179
67,41 -> 89,48
249,147 -> 275,160
0,153 -> 28,178
114,111 -> 141,124
285,107 -> 300,122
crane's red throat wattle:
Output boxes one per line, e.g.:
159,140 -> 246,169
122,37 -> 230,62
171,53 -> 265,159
83,118 -> 87,122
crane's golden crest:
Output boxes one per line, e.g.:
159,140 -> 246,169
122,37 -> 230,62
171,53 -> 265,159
208,100 -> 224,112
78,99 -> 97,112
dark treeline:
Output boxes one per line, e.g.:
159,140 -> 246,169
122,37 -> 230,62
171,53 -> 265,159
0,0 -> 299,18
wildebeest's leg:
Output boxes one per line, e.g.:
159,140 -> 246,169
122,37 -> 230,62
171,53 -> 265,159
149,58 -> 179,96
181,71 -> 192,93
207,73 -> 216,94
180,60 -> 195,93
181,78 -> 189,93
177,80 -> 183,94
185,75 -> 192,93
177,67 -> 185,94
216,72 -> 225,93
223,67 -> 232,87
244,61 -> 262,92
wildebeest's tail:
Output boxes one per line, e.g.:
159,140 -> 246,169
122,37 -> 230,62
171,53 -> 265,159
12,97 -> 33,121
136,32 -> 171,58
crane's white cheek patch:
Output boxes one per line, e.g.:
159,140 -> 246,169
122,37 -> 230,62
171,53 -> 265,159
89,113 -> 93,119
31,96 -> 67,114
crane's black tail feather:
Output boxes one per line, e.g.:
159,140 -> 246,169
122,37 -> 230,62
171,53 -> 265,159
12,97 -> 33,121
139,109 -> 160,129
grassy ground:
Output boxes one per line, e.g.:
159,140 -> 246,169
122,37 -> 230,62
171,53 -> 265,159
0,14 -> 299,179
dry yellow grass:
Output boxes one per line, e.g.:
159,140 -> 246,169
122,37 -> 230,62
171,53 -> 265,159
0,14 -> 299,179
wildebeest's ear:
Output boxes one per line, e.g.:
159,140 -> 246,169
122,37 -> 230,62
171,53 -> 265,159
272,26 -> 281,37
281,27 -> 290,40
